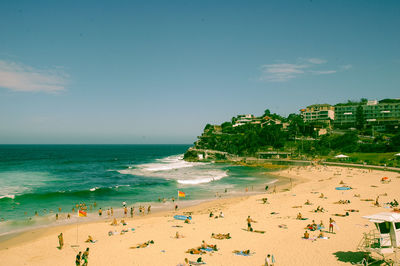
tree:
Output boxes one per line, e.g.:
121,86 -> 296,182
263,109 -> 271,117
356,105 -> 364,130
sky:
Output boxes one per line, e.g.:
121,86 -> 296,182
0,0 -> 399,144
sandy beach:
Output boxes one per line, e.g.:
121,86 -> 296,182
0,165 -> 399,265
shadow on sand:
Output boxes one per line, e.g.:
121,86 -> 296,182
333,251 -> 384,265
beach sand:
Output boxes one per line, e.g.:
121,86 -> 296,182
0,165 -> 399,265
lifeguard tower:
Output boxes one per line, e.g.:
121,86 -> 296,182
358,212 -> 400,265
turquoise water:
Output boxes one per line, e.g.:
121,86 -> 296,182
0,145 -> 276,234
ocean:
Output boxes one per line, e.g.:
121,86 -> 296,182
0,145 -> 277,236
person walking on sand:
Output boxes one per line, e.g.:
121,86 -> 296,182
247,216 -> 256,231
147,205 -> 151,214
75,251 -> 82,266
265,254 -> 275,266
329,218 -> 335,233
58,233 -> 64,249
82,248 -> 89,266
130,207 -> 134,218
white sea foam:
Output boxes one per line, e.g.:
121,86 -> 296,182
89,187 -> 98,192
0,194 -> 15,200
177,170 -> 228,185
118,154 -> 228,185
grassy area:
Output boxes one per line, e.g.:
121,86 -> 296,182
328,152 -> 400,167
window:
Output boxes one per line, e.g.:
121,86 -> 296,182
396,222 -> 400,230
378,222 -> 391,234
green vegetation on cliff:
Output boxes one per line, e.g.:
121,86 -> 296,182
185,109 -> 400,167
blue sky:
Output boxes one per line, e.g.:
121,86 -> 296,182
0,0 -> 399,144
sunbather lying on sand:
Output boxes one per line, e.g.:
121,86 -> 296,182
345,209 -> 359,212
233,250 -> 250,255
185,248 -> 204,255
334,200 -> 350,204
130,240 -> 154,249
211,233 -> 231,240
333,213 -> 349,217
201,240 -> 217,250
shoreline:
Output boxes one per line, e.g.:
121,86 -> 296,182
0,173 -> 283,247
0,162 -> 294,247
1,165 -> 399,265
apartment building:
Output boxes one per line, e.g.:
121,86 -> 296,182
334,99 -> 400,130
300,104 -> 335,123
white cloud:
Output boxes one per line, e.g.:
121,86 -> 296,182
341,64 -> 353,70
259,58 -> 350,82
260,63 -> 308,82
310,70 -> 337,75
307,58 -> 327,64
0,60 -> 68,93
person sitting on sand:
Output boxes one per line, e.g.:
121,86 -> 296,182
319,193 -> 324,198
209,211 -> 214,218
311,220 -> 317,230
219,212 -> 224,218
303,230 -> 309,239
85,235 -> 96,243
318,230 -> 325,238
390,199 -> 399,207
304,200 -> 311,205
262,198 -> 269,204
296,212 -> 303,220
121,219 -> 127,226
184,217 -> 191,224
175,231 -> 184,239
319,220 -> 324,228
111,218 -> 118,226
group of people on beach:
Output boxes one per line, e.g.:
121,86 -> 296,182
75,248 -> 89,266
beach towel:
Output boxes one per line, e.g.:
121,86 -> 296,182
188,261 -> 206,265
174,215 -> 191,221
200,248 -> 214,252
335,187 -> 351,190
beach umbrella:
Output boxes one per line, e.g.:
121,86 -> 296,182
334,154 -> 349,158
